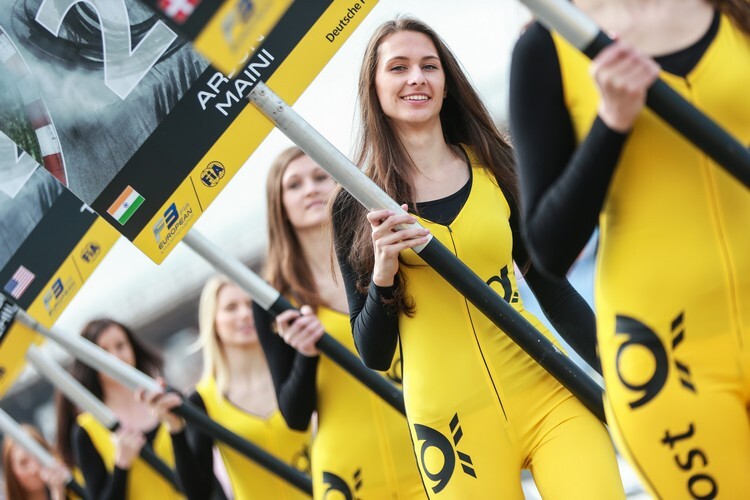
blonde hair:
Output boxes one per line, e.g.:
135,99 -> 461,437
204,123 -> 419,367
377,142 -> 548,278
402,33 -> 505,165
198,275 -> 234,394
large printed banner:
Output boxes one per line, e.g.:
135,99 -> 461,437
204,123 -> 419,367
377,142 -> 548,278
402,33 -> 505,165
139,0 -> 294,75
0,131 -> 118,396
0,0 -> 377,264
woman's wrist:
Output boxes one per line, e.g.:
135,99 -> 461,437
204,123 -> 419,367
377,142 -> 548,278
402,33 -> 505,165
372,271 -> 395,287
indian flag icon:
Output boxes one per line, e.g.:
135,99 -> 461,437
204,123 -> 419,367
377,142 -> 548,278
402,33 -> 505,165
107,186 -> 144,225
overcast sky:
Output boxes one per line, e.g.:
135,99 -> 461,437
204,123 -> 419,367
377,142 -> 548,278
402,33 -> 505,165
53,0 -> 533,336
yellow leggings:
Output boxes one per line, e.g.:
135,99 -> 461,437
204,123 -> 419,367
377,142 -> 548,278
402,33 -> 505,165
410,377 -> 624,499
600,309 -> 750,499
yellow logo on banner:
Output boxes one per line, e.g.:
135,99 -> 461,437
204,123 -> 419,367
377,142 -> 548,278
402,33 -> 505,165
194,0 -> 294,75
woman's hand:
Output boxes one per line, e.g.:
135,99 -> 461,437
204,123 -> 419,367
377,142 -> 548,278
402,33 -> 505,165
367,204 -> 430,287
591,41 -> 661,132
112,427 -> 146,469
40,463 -> 70,500
137,379 -> 185,433
276,305 -> 324,357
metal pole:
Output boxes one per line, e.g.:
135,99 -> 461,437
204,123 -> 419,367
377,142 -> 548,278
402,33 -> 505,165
181,231 -> 406,415
520,0 -> 750,189
248,82 -> 605,422
14,311 -> 313,494
26,346 -> 183,492
0,408 -> 87,498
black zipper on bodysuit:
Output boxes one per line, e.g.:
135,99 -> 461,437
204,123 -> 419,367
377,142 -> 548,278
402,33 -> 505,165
445,223 -> 509,421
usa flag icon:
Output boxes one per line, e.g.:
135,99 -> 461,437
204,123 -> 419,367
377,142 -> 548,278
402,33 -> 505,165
3,266 -> 35,299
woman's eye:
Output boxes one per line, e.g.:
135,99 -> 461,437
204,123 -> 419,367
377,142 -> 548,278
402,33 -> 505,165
389,65 -> 406,72
423,64 -> 438,71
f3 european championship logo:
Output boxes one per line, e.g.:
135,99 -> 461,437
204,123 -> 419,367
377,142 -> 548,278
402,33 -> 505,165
153,202 -> 193,252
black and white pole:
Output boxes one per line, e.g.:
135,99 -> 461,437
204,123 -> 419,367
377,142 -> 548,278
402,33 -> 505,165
0,407 -> 87,498
14,311 -> 313,495
181,231 -> 406,415
520,0 -> 750,189
26,346 -> 183,492
248,81 -> 605,422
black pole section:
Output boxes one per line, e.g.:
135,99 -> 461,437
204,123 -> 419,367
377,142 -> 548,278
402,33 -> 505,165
67,479 -> 87,498
268,296 -> 407,415
180,230 -> 406,416
170,398 -> 313,495
582,31 -> 750,189
108,422 -> 183,492
418,239 -> 606,422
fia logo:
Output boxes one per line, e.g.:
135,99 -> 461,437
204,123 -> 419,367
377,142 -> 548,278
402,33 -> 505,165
615,312 -> 694,409
80,242 -> 101,263
200,162 -> 226,187
414,413 -> 476,494
322,469 -> 362,500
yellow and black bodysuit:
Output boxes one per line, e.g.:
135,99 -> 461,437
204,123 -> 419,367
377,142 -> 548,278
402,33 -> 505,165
333,148 -> 624,499
511,11 -> 750,499
253,303 -> 426,499
177,376 -> 312,499
73,412 -> 183,499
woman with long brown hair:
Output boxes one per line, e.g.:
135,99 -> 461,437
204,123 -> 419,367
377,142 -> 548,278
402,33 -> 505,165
331,17 -> 625,498
251,146 -> 424,498
510,0 -> 750,496
3,424 -> 70,500
55,318 -> 181,500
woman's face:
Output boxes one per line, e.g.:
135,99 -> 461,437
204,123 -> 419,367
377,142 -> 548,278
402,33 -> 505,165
281,154 -> 336,231
214,284 -> 257,347
96,325 -> 136,368
374,30 -> 445,129
10,446 -> 46,494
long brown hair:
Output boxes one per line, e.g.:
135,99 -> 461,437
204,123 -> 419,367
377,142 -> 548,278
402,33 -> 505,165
55,318 -> 162,466
711,0 -> 750,34
332,17 -> 517,313
264,146 -> 327,309
3,424 -> 55,500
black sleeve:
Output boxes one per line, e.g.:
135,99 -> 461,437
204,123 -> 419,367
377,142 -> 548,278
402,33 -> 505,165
508,176 -> 601,373
509,22 -> 629,278
252,302 -> 319,431
72,424 -> 127,500
169,392 -> 216,500
331,196 -> 400,371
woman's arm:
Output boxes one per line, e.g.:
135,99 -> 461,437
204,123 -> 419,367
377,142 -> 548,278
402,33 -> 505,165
169,392 -> 217,500
508,164 -> 602,373
331,197 -> 401,371
253,303 -> 319,431
72,424 -> 127,500
509,22 -> 629,278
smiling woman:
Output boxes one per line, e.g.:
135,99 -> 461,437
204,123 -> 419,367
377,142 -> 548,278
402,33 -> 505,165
251,145 -> 424,498
331,16 -> 626,498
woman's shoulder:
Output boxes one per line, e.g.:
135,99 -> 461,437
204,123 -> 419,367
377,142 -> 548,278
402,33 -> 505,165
513,20 -> 556,59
